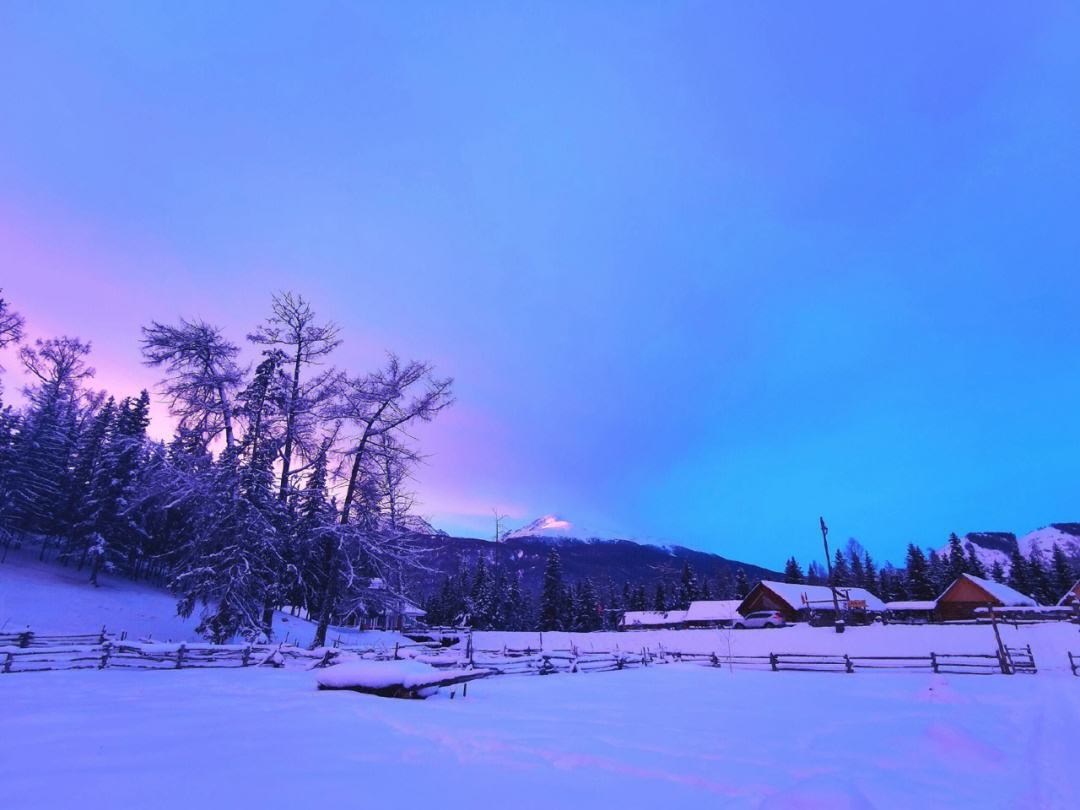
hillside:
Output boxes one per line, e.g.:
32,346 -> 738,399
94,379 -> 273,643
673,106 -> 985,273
937,523 -> 1080,574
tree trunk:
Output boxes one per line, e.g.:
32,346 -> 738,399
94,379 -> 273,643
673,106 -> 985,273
278,350 -> 303,500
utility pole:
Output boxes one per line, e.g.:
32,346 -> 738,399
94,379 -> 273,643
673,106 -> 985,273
819,516 -> 845,634
492,508 -> 508,576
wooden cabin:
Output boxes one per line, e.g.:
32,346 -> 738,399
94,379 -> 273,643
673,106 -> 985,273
737,581 -> 885,624
934,573 -> 1036,621
1057,579 -> 1080,608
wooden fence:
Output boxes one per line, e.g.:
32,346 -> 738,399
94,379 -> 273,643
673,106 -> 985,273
2,627 -> 1068,679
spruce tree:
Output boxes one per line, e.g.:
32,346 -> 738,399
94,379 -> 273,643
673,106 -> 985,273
904,544 -> 934,600
783,557 -> 805,584
540,549 -> 564,630
734,568 -> 750,599
831,549 -> 852,586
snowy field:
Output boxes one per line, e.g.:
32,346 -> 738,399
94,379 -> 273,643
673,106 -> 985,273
4,550 -> 1080,809
3,662 -> 1078,809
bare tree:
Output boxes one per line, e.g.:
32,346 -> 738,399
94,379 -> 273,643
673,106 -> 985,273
0,289 -> 25,350
248,292 -> 342,500
336,355 -> 453,525
309,355 -> 452,647
20,336 -> 95,405
141,319 -> 243,450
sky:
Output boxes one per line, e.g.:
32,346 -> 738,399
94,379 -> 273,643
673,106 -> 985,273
2,2 -> 1079,569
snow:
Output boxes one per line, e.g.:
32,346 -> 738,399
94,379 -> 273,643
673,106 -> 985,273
3,662 -> 1079,809
620,610 -> 688,627
885,601 -> 937,611
316,659 -> 465,690
505,513 -> 626,542
0,544 -> 400,649
5,548 -> 1080,807
755,580 -> 887,612
1019,524 -> 1080,558
958,573 -> 1037,607
685,600 -> 743,622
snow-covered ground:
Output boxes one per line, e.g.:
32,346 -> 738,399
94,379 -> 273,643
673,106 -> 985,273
4,548 -> 1080,808
0,544 -> 394,648
3,662 -> 1078,809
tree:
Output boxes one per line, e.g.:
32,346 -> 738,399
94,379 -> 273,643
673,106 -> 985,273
734,568 -> 750,599
945,533 -> 968,582
248,292 -> 341,500
653,581 -> 667,611
861,552 -> 878,592
964,543 -> 986,579
904,544 -> 934,600
806,560 -> 827,586
1050,544 -> 1074,600
540,549 -> 564,631
0,289 -> 25,390
678,562 -> 699,608
989,560 -> 1006,584
830,549 -> 851,586
309,355 -> 452,648
783,557 -> 805,584
141,319 -> 243,450
1006,547 -> 1030,597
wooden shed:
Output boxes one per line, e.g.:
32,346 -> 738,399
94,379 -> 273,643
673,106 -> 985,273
934,573 -> 1036,621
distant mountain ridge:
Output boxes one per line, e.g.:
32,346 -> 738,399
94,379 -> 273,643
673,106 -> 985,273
407,514 -> 778,599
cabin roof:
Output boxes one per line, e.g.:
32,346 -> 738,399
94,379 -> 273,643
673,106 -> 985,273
685,600 -> 743,622
753,580 -> 887,612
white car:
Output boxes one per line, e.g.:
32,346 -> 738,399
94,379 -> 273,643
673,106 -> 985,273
733,610 -> 786,629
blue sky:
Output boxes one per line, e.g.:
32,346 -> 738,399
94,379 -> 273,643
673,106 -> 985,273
2,3 -> 1079,567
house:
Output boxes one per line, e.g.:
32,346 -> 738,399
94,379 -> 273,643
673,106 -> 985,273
1057,579 -> 1080,607
619,610 -> 688,630
684,600 -> 743,628
344,579 -> 428,631
737,580 -> 886,624
934,573 -> 1036,621
884,601 -> 937,624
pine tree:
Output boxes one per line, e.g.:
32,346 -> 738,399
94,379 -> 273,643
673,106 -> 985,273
653,581 -> 667,611
861,551 -> 878,592
1050,544 -> 1074,600
1026,549 -> 1053,604
540,549 -> 564,631
734,568 -> 750,599
927,549 -> 949,594
904,544 -> 934,600
944,533 -> 970,582
830,549 -> 852,586
1006,547 -> 1030,597
783,557 -> 805,584
678,562 -> 699,609
965,543 -> 987,579
989,560 -> 1006,584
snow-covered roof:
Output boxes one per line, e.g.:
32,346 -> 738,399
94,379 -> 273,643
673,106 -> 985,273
685,600 -> 743,622
885,601 -> 937,611
1057,579 -> 1080,606
755,581 -> 886,612
620,610 -> 687,627
945,574 -> 1037,607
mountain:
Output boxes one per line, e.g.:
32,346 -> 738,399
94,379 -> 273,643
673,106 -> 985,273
936,524 -> 1080,574
407,515 -> 778,600
504,514 -> 644,544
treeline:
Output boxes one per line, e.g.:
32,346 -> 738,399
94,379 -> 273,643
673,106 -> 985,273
423,548 -> 757,631
0,290 -> 451,645
781,533 -> 1079,604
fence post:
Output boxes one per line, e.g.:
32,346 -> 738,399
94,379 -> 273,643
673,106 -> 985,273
393,642 -> 400,660
930,652 -> 939,674
175,643 -> 187,669
99,625 -> 107,644
997,648 -> 1011,675
242,645 -> 252,667
710,652 -> 719,667
769,652 -> 778,672
3,652 -> 13,673
844,654 -> 854,674
99,641 -> 112,670
18,629 -> 32,648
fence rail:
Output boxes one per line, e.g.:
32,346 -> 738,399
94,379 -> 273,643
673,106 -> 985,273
2,627 -> 1069,680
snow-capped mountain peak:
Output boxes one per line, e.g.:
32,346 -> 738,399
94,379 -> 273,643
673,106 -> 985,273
504,514 -> 625,543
